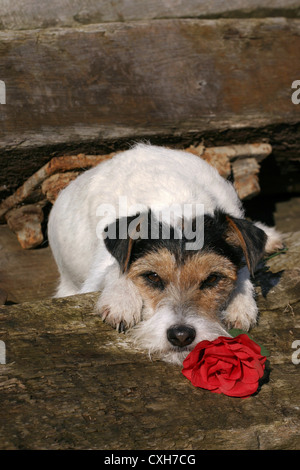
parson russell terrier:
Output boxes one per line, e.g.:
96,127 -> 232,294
48,144 -> 282,364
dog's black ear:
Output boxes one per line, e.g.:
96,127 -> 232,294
103,213 -> 147,273
225,215 -> 267,275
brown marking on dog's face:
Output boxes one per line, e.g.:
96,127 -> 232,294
127,247 -> 237,319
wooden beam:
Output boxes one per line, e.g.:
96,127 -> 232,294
0,18 -> 299,155
0,229 -> 299,449
1,0 -> 300,30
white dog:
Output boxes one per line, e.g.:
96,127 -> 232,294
48,144 -> 282,364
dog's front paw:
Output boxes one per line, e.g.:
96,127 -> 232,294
96,303 -> 140,332
224,310 -> 257,331
223,296 -> 258,331
95,276 -> 143,332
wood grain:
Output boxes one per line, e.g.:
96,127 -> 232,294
0,18 -> 299,154
1,0 -> 300,30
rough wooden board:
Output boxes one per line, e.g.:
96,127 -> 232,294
274,197 -> 300,233
0,18 -> 299,156
0,225 -> 58,303
0,292 -> 299,450
1,0 -> 299,31
0,232 -> 299,450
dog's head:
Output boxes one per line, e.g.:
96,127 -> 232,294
101,209 -> 266,364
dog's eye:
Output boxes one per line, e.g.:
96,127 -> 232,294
200,273 -> 222,290
144,272 -> 164,289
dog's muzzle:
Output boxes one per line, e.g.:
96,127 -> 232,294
167,325 -> 196,348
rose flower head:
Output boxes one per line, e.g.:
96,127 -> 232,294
182,334 -> 267,398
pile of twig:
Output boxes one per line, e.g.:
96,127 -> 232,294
0,143 -> 272,249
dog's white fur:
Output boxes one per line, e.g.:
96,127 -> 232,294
48,144 -> 282,364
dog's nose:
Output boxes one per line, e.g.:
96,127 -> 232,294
167,325 -> 196,347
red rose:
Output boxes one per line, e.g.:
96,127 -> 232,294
182,334 -> 266,398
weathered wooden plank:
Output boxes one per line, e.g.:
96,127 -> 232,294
0,18 -> 299,155
0,295 -> 299,450
0,232 -> 299,450
1,0 -> 299,31
0,225 -> 58,303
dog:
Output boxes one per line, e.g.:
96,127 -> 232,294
48,143 -> 282,364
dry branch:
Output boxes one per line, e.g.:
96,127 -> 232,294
0,143 -> 272,248
232,158 -> 261,200
0,153 -> 116,220
41,172 -> 81,204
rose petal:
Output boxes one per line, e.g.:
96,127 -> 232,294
190,368 -> 218,390
222,381 -> 259,398
216,373 -> 237,392
181,367 -> 193,382
208,359 -> 239,377
240,362 -> 265,384
229,335 -> 262,356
